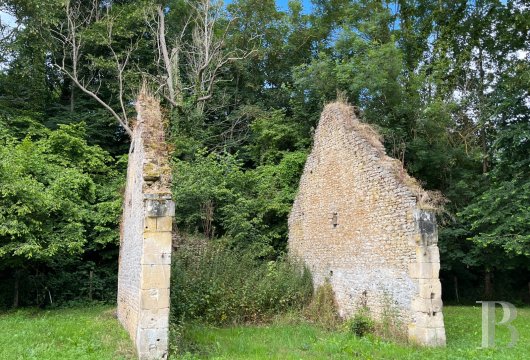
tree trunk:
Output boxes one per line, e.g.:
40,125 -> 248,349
89,270 -> 93,301
12,271 -> 20,308
454,275 -> 460,303
481,126 -> 488,173
70,84 -> 75,112
202,200 -> 214,239
478,45 -> 488,174
484,270 -> 493,299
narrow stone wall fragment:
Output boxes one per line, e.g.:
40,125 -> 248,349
288,102 -> 446,346
118,92 -> 174,359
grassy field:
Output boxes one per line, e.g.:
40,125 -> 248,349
173,306 -> 530,360
1,305 -> 528,359
0,305 -> 134,360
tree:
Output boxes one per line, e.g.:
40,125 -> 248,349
50,0 -> 155,136
0,123 -> 122,306
153,0 -> 256,114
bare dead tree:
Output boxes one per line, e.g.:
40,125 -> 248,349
153,5 -> 186,109
201,199 -> 214,239
51,0 -> 137,136
152,0 -> 256,114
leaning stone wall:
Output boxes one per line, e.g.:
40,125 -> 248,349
117,93 -> 173,359
288,103 -> 445,346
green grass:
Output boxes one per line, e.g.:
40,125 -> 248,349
0,305 -> 528,359
0,305 -> 135,360
172,306 -> 530,359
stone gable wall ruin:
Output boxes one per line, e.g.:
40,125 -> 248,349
288,102 -> 446,346
117,93 -> 174,359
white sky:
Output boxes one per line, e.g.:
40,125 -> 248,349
1,10 -> 17,29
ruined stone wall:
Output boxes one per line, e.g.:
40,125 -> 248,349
118,93 -> 173,359
288,103 -> 445,346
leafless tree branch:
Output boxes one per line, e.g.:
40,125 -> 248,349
51,0 -> 135,137
152,0 -> 257,115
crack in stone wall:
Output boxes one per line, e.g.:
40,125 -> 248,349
288,102 -> 446,346
117,93 -> 174,359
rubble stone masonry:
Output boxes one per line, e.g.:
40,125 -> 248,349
118,93 -> 174,359
288,103 -> 446,346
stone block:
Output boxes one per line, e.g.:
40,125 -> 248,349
411,298 -> 430,313
145,199 -> 175,218
418,280 -> 432,299
141,264 -> 170,290
435,327 -> 447,346
418,278 -> 442,299
144,217 -> 157,232
156,216 -> 173,232
409,324 -> 445,347
138,351 -> 168,360
428,246 -> 440,263
144,193 -> 172,200
416,246 -> 440,263
137,327 -> 168,359
141,288 -> 170,310
138,307 -> 170,329
431,298 -> 443,313
414,327 -> 438,345
409,262 -> 434,279
432,262 -> 440,278
142,251 -> 171,266
143,162 -> 160,182
413,311 -> 444,328
411,296 -> 443,314
142,233 -> 172,265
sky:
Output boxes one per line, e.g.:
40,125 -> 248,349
225,0 -> 314,13
0,10 -> 16,28
1,1 -> 315,27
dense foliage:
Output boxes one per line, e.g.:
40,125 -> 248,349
0,0 -> 528,309
0,124 -> 123,307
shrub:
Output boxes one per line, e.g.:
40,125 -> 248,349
304,280 -> 341,330
170,241 -> 313,325
348,307 -> 375,337
375,294 -> 407,342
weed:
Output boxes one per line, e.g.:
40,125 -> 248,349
347,307 -> 375,337
304,280 -> 342,330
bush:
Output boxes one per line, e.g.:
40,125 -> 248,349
170,241 -> 313,325
348,308 -> 375,337
304,280 -> 341,330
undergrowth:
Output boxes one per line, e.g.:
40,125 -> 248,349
170,242 -> 313,326
304,280 -> 341,330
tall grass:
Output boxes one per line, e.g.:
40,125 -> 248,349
304,280 -> 341,330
